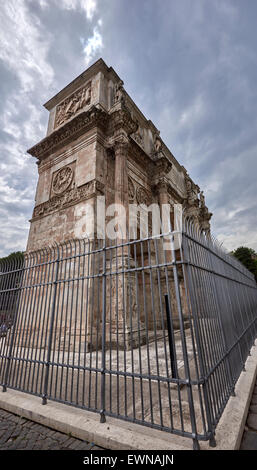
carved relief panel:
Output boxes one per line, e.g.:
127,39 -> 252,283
50,162 -> 76,198
55,82 -> 91,129
128,177 -> 136,203
128,176 -> 151,205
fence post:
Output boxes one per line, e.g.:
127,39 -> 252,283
42,245 -> 60,405
100,238 -> 107,423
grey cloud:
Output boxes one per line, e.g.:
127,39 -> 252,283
0,0 -> 256,256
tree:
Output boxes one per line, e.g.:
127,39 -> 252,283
0,251 -> 24,325
0,251 -> 24,266
232,246 -> 257,283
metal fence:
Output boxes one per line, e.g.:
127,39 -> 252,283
0,220 -> 257,449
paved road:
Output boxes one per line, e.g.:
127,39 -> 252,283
240,379 -> 257,450
0,408 -> 104,450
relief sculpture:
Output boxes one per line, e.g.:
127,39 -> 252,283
55,83 -> 91,128
52,166 -> 74,195
33,180 -> 96,219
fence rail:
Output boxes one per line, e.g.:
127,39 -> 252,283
0,220 -> 257,449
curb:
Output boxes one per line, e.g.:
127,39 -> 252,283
201,340 -> 257,450
0,340 -> 256,451
0,389 -> 192,450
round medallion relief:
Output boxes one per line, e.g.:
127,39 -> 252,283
52,166 -> 73,195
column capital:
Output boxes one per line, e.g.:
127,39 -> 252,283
113,134 -> 130,153
153,177 -> 169,195
151,156 -> 172,191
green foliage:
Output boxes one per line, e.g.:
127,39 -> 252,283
232,246 -> 257,283
0,251 -> 24,269
0,251 -> 24,315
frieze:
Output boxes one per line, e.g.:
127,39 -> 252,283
32,180 -> 103,220
55,83 -> 91,128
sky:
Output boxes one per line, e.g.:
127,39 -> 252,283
0,0 -> 257,257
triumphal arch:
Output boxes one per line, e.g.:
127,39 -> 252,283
26,58 -> 212,350
27,58 -> 211,249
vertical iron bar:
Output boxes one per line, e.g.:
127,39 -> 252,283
115,237 -> 120,416
95,243 -> 101,410
207,244 -> 236,397
42,245 -> 60,405
0,257 -> 15,388
25,250 -> 41,394
179,231 -> 207,437
192,230 -> 219,435
100,238 -> 107,423
38,251 -> 50,394
140,239 -> 154,425
133,239 -> 144,422
76,239 -> 85,405
121,239 -> 127,417
82,239 -> 91,408
109,240 -> 113,415
12,254 -> 31,391
164,294 -> 178,379
49,243 -> 62,402
19,252 -> 36,391
170,230 -> 200,450
127,243 -> 136,421
183,224 -> 217,447
147,238 -> 163,428
2,257 -> 24,393
56,243 -> 68,401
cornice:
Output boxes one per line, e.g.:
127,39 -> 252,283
44,58 -> 121,111
27,106 -> 108,161
109,104 -> 138,136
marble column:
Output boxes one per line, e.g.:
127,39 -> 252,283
114,138 -> 129,243
105,137 -> 146,349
